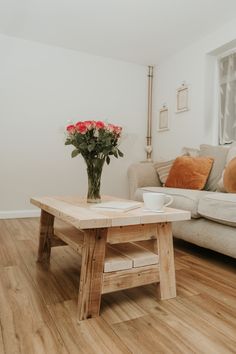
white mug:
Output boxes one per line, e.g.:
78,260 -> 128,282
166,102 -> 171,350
143,192 -> 173,211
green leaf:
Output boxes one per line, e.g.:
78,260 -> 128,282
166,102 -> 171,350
113,150 -> 118,158
118,149 -> 124,157
71,149 -> 79,158
88,143 -> 95,152
79,142 -> 88,150
106,156 -> 110,165
65,140 -> 71,145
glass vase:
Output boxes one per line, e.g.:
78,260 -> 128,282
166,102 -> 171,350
85,157 -> 105,203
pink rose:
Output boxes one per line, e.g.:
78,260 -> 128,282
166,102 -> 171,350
114,125 -> 122,135
84,120 -> 94,130
66,124 -> 76,134
75,122 -> 88,134
95,121 -> 105,129
107,123 -> 115,132
107,124 -> 122,135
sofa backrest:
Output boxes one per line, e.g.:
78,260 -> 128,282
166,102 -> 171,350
199,144 -> 229,191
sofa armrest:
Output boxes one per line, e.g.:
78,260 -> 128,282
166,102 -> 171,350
127,162 -> 161,200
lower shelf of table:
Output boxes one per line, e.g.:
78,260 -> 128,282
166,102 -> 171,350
53,221 -> 160,293
54,220 -> 158,261
102,263 -> 160,294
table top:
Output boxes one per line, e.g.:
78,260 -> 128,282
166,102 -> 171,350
31,195 -> 191,229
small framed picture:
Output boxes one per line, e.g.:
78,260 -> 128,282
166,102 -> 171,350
158,106 -> 169,131
176,84 -> 189,113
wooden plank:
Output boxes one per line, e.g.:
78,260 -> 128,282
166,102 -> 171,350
54,225 -> 84,254
110,243 -> 159,268
17,239 -> 80,305
156,222 -> 176,299
53,224 -> 132,273
0,266 -> 68,354
134,239 -> 159,259
48,300 -> 130,354
3,218 -> 236,352
101,291 -> 147,325
31,196 -> 191,229
31,196 -> 112,229
102,264 -> 160,294
104,247 -> 132,272
0,220 -> 20,267
139,208 -> 191,224
151,300 -> 236,353
77,228 -> 107,321
112,310 -> 193,354
134,240 -> 156,252
107,224 -> 157,244
51,234 -> 67,247
37,210 -> 54,263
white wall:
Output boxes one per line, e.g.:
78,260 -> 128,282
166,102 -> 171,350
0,34 -> 147,217
153,18 -> 236,161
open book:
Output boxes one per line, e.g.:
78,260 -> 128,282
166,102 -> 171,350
91,201 -> 142,212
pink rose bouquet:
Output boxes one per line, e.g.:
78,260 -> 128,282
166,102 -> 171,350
65,120 -> 123,202
65,120 -> 123,164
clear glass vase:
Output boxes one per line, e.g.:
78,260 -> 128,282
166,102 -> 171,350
85,157 -> 105,203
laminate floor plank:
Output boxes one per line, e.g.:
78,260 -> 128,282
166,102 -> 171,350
112,313 -> 195,354
0,324 -> 4,354
100,291 -> 147,324
176,255 -> 236,289
174,239 -> 236,272
125,277 -> 200,311
177,294 -> 236,341
47,300 -> 131,354
177,269 -> 236,310
3,218 -> 36,241
150,299 -> 236,353
120,285 -> 162,311
0,221 -> 21,267
0,266 -> 68,354
15,239 -> 79,304
0,218 -> 236,354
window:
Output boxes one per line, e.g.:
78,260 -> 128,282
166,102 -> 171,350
219,51 -> 236,144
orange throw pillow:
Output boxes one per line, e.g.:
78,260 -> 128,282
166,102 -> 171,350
165,156 -> 214,190
223,157 -> 236,193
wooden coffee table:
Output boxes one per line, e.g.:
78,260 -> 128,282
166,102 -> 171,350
31,195 -> 190,321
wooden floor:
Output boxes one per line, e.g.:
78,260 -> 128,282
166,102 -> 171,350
1,219 -> 236,354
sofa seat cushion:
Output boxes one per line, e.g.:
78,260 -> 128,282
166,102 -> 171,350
134,186 -> 211,218
198,193 -> 236,226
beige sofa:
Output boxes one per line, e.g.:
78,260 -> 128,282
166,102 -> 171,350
128,144 -> 236,259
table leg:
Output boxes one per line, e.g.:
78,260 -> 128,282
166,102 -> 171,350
77,228 -> 107,321
156,222 -> 176,299
37,210 -> 54,263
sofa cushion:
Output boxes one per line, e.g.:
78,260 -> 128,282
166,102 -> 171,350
224,157 -> 236,193
217,142 -> 236,192
165,156 -> 213,190
135,186 -> 211,218
172,218 -> 236,259
154,159 -> 174,185
199,144 -> 228,191
198,193 -> 236,226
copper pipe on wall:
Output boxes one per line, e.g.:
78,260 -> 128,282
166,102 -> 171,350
146,65 -> 154,161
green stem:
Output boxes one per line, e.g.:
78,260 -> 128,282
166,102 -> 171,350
85,157 -> 105,203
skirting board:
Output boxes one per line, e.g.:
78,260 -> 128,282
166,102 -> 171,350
0,209 -> 41,219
